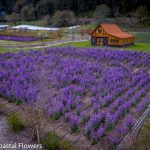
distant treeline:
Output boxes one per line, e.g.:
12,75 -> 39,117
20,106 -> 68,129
0,0 -> 150,18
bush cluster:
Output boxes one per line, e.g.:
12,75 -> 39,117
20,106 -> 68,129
7,113 -> 24,132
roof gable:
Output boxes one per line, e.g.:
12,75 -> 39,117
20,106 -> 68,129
90,24 -> 101,35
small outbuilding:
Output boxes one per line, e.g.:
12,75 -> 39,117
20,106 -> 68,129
90,23 -> 134,46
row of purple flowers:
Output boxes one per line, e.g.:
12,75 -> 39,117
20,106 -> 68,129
0,35 -> 40,41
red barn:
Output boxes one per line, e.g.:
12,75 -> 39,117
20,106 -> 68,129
90,23 -> 134,46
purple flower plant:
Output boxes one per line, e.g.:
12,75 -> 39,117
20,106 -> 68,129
124,115 -> 136,131
70,114 -> 80,132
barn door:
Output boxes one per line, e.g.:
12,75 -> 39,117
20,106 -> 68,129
96,38 -> 103,46
96,38 -> 100,46
100,38 -> 103,46
103,38 -> 108,46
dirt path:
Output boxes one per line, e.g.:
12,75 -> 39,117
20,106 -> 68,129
0,115 -> 42,150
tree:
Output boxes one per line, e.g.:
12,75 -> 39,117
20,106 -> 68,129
21,6 -> 29,21
93,4 -> 111,23
42,15 -> 51,25
28,7 -> 36,21
13,0 -> 26,13
35,0 -> 54,19
77,0 -> 96,15
1,0 -> 150,22
52,10 -> 75,27
135,6 -> 148,24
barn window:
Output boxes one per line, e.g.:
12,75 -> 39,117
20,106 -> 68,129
98,29 -> 102,33
96,29 -> 102,34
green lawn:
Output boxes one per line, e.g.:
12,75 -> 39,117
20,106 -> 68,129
54,41 -> 92,48
53,41 -> 150,52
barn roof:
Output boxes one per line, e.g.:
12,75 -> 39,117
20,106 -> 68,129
91,23 -> 134,39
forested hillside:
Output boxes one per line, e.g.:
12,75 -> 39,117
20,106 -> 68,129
1,0 -> 150,16
0,0 -> 150,27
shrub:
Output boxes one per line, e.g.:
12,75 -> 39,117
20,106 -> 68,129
7,113 -> 24,132
15,99 -> 23,105
42,132 -> 60,150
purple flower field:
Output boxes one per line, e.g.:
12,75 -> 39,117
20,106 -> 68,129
0,47 -> 150,148
0,35 -> 40,41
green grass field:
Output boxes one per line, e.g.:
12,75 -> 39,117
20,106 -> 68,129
53,41 -> 150,52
